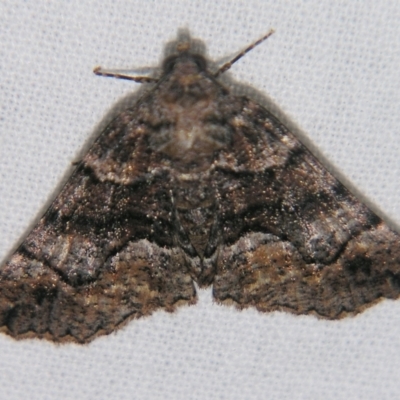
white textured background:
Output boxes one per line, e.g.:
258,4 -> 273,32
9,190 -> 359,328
1,2 -> 400,399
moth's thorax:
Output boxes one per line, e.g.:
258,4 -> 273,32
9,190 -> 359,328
152,54 -> 231,169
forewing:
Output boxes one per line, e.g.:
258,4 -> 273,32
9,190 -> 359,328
0,104 -> 196,343
212,98 -> 400,318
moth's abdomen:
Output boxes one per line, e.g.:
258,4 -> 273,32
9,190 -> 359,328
173,177 -> 217,261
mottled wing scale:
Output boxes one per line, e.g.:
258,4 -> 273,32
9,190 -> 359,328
1,32 -> 400,343
0,96 -> 197,343
211,100 -> 400,317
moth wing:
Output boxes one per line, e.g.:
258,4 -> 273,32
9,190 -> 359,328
0,106 -> 196,343
212,99 -> 400,318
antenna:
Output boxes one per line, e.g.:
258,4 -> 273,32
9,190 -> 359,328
93,66 -> 158,83
214,29 -> 275,77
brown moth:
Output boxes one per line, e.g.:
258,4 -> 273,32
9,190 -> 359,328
1,30 -> 399,343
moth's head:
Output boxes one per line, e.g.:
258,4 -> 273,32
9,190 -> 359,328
161,42 -> 209,77
157,39 -> 218,106
161,28 -> 275,81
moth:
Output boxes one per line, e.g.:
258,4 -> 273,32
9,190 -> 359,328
1,30 -> 400,343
